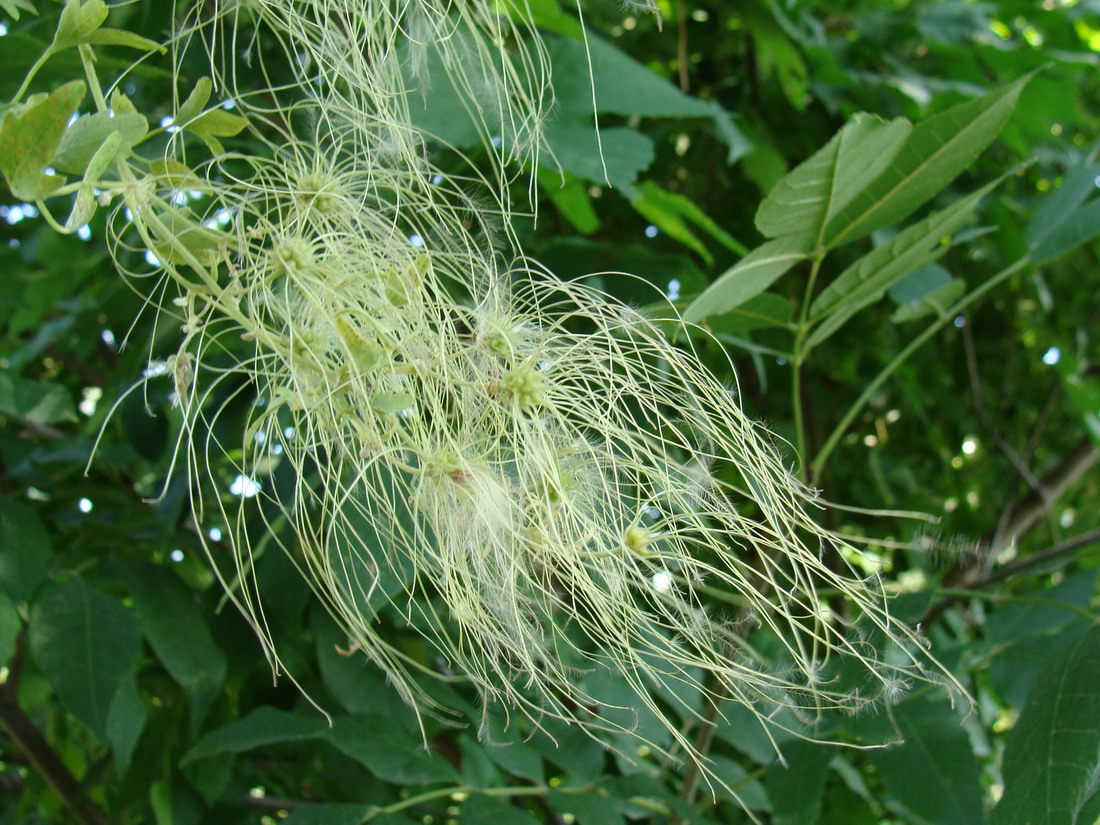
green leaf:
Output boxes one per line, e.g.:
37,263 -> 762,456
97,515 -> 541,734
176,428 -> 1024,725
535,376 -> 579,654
543,122 -> 654,189
682,232 -> 812,322
763,740 -> 833,825
1026,162 -> 1100,250
991,623 -> 1100,825
371,392 -> 415,414
696,291 -> 794,334
52,0 -> 108,51
0,0 -> 37,21
187,707 -> 329,762
460,795 -> 541,825
0,497 -> 52,603
632,180 -> 748,260
186,108 -> 248,154
327,714 -> 458,784
146,203 -> 227,265
28,578 -> 142,741
823,73 -> 1032,248
756,115 -> 910,241
106,674 -> 146,776
51,111 -> 147,175
538,168 -> 600,235
171,77 -> 213,127
0,369 -> 77,425
122,564 -> 226,732
0,80 -> 85,200
1030,198 -> 1100,264
84,28 -> 166,54
282,805 -> 377,825
807,177 -> 1002,349
865,696 -> 982,825
0,591 -> 20,667
890,277 -> 966,322
547,789 -> 626,825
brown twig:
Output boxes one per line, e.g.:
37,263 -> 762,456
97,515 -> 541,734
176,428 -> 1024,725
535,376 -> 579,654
0,631 -> 109,825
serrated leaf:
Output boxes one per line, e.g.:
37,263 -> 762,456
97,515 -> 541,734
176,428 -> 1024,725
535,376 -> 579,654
171,77 -> 213,127
682,232 -> 812,322
28,579 -> 142,742
84,27 -> 165,53
107,674 -> 146,776
823,73 -> 1032,248
807,177 -> 1001,349
0,80 -> 84,200
756,115 -> 910,241
0,369 -> 77,425
327,714 -> 457,784
123,564 -> 226,732
186,707 -> 328,762
52,0 -> 108,51
52,111 -> 147,175
0,497 -> 51,603
991,623 -> 1100,825
109,87 -> 137,116
866,695 -> 983,825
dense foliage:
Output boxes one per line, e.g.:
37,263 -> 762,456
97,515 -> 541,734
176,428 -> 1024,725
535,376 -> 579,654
1,1 -> 1098,824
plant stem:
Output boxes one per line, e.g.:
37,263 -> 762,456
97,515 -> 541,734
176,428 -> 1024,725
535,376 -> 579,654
791,254 -> 826,483
10,48 -> 55,105
810,256 -> 1030,481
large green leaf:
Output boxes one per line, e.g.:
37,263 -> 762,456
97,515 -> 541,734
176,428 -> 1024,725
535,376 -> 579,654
755,115 -> 910,241
1030,198 -> 1100,264
282,805 -> 378,825
327,714 -> 457,784
186,706 -> 329,761
543,123 -> 654,190
0,370 -> 77,425
106,673 -> 146,776
763,740 -> 833,825
806,177 -> 1001,349
682,232 -> 812,322
0,591 -> 19,667
0,497 -> 52,603
990,623 -> 1100,825
28,578 -> 142,742
0,80 -> 84,200
865,695 -> 983,825
460,795 -> 541,825
822,73 -> 1031,248
122,564 -> 226,732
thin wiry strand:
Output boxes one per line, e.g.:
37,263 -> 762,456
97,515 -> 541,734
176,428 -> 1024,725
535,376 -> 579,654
98,0 -> 965,793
